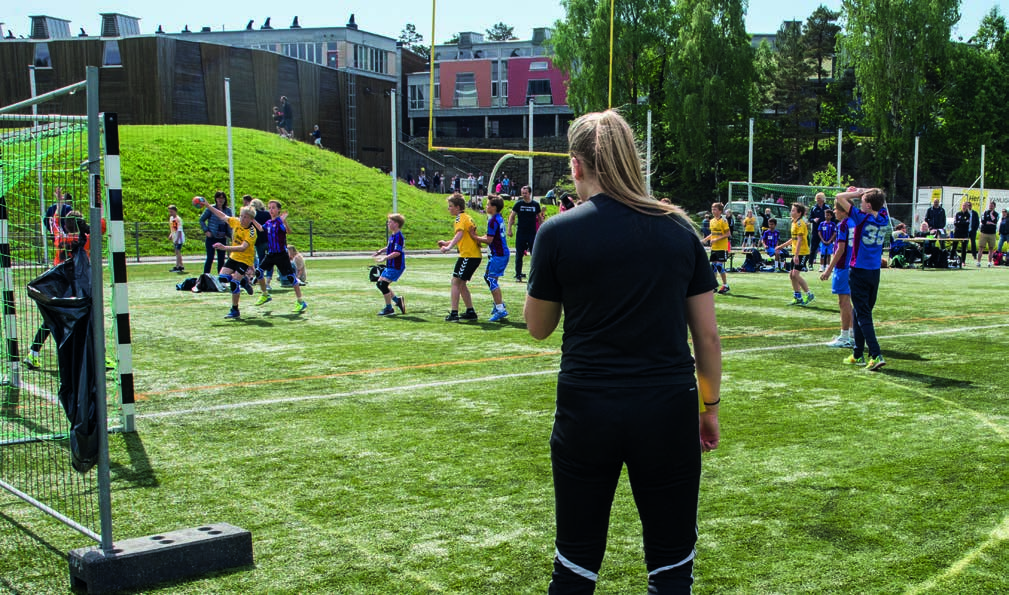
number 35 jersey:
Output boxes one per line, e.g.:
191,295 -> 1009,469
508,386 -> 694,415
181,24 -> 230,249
848,207 -> 890,270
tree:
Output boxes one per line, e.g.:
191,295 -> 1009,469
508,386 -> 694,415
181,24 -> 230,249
802,5 -> 842,166
970,7 -> 1006,52
399,24 -> 429,60
839,0 -> 959,193
552,0 -> 676,128
666,0 -> 754,191
771,20 -> 816,180
485,22 -> 517,41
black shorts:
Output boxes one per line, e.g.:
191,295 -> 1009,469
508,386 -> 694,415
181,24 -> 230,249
260,252 -> 295,277
709,250 -> 727,263
453,257 -> 482,281
222,259 -> 250,275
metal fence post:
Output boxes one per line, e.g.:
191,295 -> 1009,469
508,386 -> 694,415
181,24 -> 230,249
308,220 -> 314,256
134,222 -> 140,262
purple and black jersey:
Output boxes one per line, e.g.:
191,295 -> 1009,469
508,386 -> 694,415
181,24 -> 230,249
263,218 -> 289,254
834,218 -> 851,270
818,220 -> 837,243
762,229 -> 779,251
385,231 -> 405,270
487,214 -> 510,257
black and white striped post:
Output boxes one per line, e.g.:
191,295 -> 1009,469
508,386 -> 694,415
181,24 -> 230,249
102,112 -> 135,432
0,194 -> 19,388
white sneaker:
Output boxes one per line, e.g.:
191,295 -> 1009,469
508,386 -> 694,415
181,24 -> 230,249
826,336 -> 849,348
988,262 -> 993,268
977,261 -> 982,267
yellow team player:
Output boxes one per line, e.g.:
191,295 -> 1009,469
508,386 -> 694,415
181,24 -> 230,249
198,197 -> 258,319
775,202 -> 814,306
743,209 -> 757,247
702,202 -> 732,294
437,194 -> 483,321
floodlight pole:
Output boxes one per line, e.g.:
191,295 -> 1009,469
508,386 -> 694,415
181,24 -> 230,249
646,109 -> 652,197
747,118 -> 754,200
30,66 -> 48,262
528,99 -> 534,194
837,128 -> 842,186
390,89 -> 398,213
912,136 -> 920,215
225,78 -> 235,212
980,144 -> 986,202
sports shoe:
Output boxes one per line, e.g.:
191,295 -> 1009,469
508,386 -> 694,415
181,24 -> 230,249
826,336 -> 850,348
393,295 -> 407,314
488,308 -> 509,322
717,285 -> 730,294
445,311 -> 460,322
377,306 -> 395,316
843,354 -> 866,365
865,355 -> 886,371
514,275 -> 526,282
225,308 -> 240,319
169,266 -> 179,272
294,301 -> 308,314
459,310 -> 478,320
819,265 -> 826,272
803,293 -> 815,306
977,261 -> 982,268
255,293 -> 272,306
788,296 -> 804,306
23,354 -> 41,370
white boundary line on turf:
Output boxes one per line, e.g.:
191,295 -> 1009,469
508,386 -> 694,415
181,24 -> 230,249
138,322 -> 1009,421
137,370 -> 555,420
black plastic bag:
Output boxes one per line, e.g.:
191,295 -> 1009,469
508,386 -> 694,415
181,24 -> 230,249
26,246 -> 99,473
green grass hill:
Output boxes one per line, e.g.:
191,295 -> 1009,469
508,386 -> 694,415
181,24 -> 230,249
120,125 -> 540,254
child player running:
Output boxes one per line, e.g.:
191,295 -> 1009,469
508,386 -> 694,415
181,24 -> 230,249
253,200 -> 307,314
470,196 -> 511,322
820,200 -> 854,348
817,208 -> 837,272
834,187 -> 889,371
776,202 -> 814,305
373,214 -> 407,316
702,201 -> 731,294
762,218 -> 783,272
197,197 -> 257,319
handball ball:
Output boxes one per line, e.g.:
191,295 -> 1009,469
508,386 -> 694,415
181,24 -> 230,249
192,196 -> 204,208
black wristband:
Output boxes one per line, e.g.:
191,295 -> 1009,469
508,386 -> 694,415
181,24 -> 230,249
703,398 -> 720,406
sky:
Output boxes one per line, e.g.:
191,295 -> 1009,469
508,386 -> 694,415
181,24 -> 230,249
1,0 -> 1003,43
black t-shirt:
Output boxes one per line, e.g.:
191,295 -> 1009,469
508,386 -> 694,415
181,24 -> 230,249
981,210 -> 999,234
511,200 -> 541,235
254,209 -> 271,245
528,194 -> 717,387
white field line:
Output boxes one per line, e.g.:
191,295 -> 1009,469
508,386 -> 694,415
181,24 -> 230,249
138,322 -> 1009,421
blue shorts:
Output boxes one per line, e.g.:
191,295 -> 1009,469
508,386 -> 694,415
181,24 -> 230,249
819,243 -> 834,256
486,254 -> 509,279
766,247 -> 776,258
831,267 -> 850,295
381,267 -> 404,282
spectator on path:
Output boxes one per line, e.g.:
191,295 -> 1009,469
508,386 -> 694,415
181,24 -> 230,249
280,96 -> 293,139
311,124 -> 322,148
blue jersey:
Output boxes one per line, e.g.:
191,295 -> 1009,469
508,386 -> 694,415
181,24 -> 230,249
834,218 -> 851,271
263,217 -> 288,254
487,214 -> 510,257
762,229 -> 780,250
848,207 -> 889,270
818,220 -> 837,244
385,231 -> 405,270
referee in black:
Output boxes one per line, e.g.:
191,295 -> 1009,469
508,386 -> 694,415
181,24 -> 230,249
507,185 -> 543,281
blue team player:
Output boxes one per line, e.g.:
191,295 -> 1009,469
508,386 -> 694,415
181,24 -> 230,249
253,200 -> 307,314
834,186 -> 889,371
472,196 -> 510,322
373,214 -> 407,316
761,219 -> 783,271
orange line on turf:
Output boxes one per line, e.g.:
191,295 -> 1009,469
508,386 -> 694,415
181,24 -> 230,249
138,310 -> 1009,400
135,351 -> 561,399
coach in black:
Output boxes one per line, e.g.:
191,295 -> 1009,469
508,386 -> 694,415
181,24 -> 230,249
507,185 -> 543,281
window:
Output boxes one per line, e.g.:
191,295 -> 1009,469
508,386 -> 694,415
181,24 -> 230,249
409,85 -> 426,110
454,73 -> 477,107
102,40 -> 122,67
458,50 -> 472,59
530,61 -> 549,71
526,79 -> 552,104
34,43 -> 52,68
327,50 -> 339,68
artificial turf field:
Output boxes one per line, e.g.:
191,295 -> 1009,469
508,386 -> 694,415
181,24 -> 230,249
2,255 -> 1009,594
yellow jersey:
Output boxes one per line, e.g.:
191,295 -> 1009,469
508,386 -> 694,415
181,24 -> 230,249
709,217 -> 731,251
791,219 -> 809,256
228,217 -> 257,266
743,215 -> 755,233
454,212 -> 481,258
